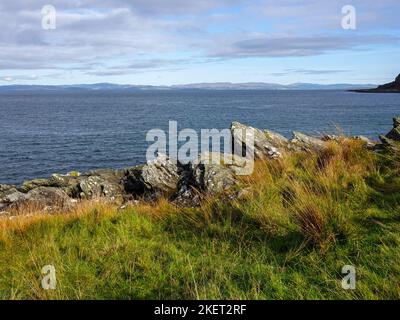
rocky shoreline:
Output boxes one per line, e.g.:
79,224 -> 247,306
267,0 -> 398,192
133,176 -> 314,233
1,118 -> 399,215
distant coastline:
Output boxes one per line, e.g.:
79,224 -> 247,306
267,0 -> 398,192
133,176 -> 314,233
350,73 -> 400,93
0,82 -> 377,92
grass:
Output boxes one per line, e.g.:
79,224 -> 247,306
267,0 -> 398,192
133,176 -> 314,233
0,139 -> 399,299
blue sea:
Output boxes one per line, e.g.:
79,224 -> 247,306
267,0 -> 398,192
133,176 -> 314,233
0,90 -> 399,185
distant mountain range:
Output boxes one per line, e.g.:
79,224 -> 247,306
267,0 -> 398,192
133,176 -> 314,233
0,82 -> 377,92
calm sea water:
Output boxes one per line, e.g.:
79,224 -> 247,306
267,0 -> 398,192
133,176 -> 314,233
0,90 -> 399,185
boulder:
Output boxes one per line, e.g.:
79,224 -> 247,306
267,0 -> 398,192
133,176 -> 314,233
385,117 -> 400,142
78,169 -> 125,200
19,178 -> 56,193
264,130 -> 289,147
0,185 -> 27,210
0,184 -> 16,193
378,116 -> 400,151
231,122 -> 284,159
123,154 -> 180,197
291,132 -> 326,151
174,152 -> 239,206
24,187 -> 73,209
51,173 -> 82,197
394,117 -> 400,128
379,135 -> 400,152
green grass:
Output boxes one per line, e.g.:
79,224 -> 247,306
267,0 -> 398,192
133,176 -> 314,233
0,139 -> 399,299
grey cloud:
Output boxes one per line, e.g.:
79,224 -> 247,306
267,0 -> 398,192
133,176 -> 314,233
271,69 -> 350,76
86,59 -> 191,76
211,35 -> 399,58
0,74 -> 38,81
0,0 -> 398,80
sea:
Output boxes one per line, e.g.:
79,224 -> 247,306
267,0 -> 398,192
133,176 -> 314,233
0,89 -> 399,185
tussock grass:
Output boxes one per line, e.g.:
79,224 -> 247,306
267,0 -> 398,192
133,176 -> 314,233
0,139 -> 399,299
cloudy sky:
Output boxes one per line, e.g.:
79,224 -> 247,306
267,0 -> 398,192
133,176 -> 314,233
0,0 -> 399,85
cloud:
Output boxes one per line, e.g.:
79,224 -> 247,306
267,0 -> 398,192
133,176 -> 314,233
271,69 -> 350,77
0,0 -> 398,82
1,75 -> 38,81
210,34 -> 399,58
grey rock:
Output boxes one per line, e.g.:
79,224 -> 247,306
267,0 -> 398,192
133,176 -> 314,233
0,184 -> 17,193
124,154 -> 180,197
174,152 -> 239,206
25,187 -> 73,209
264,130 -> 289,147
378,116 -> 400,149
19,178 -> 56,193
386,126 -> 400,142
291,132 -> 326,151
379,135 -> 400,152
394,117 -> 400,128
231,122 -> 284,159
51,173 -> 82,197
0,185 -> 27,209
79,169 -> 125,200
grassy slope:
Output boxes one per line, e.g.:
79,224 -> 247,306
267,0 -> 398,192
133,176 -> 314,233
0,140 -> 399,300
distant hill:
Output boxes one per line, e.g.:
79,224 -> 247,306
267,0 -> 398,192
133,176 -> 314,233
0,82 -> 377,92
350,74 -> 400,93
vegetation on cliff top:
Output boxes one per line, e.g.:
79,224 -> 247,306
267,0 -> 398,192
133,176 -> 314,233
0,139 -> 399,299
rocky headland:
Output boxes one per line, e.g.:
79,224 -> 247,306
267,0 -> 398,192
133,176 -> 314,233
1,117 -> 399,216
351,73 -> 400,93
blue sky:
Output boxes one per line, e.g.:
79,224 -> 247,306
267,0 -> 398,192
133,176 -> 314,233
0,0 -> 399,85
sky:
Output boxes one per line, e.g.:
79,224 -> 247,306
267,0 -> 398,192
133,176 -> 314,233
0,0 -> 399,85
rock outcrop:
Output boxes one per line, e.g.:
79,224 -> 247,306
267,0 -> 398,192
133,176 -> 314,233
79,169 -> 125,201
123,154 -> 180,199
385,117 -> 400,142
291,131 -> 327,152
173,152 -> 240,207
351,73 -> 400,93
24,187 -> 74,209
231,122 -> 285,159
379,117 -> 400,151
1,118 -> 398,213
0,185 -> 26,210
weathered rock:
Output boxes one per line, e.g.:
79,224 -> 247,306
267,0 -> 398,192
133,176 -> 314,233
291,132 -> 326,151
78,169 -> 125,200
19,178 -> 56,193
0,185 -> 27,210
394,117 -> 400,128
124,154 -> 180,197
51,173 -> 82,197
231,122 -> 283,159
174,152 -> 239,206
264,130 -> 289,147
24,187 -> 73,209
0,184 -> 16,193
385,117 -> 400,141
379,135 -> 400,152
378,116 -> 400,150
